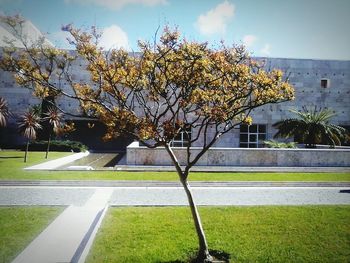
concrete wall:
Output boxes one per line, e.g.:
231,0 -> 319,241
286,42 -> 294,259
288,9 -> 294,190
127,142 -> 350,167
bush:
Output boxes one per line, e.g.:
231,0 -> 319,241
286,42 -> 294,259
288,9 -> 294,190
264,140 -> 297,148
21,140 -> 88,152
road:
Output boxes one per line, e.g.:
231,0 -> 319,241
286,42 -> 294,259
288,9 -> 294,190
0,186 -> 349,206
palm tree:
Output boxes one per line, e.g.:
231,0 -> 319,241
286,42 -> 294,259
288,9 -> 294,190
44,107 -> 63,159
18,110 -> 42,162
0,97 -> 10,127
273,107 -> 348,148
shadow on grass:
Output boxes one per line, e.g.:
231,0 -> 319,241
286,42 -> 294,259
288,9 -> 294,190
0,156 -> 22,159
159,249 -> 231,263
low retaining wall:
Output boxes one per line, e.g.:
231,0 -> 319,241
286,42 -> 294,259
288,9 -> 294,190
126,142 -> 350,167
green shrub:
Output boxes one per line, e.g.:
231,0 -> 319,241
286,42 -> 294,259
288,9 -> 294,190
21,140 -> 88,152
264,140 -> 297,148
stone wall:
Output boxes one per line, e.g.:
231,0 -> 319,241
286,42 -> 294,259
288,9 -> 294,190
126,142 -> 350,167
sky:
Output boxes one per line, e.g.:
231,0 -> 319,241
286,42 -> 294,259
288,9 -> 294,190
0,0 -> 349,60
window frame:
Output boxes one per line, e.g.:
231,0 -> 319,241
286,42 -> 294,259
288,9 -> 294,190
170,126 -> 192,147
239,124 -> 267,148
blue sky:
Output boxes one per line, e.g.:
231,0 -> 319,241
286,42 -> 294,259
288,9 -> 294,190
1,0 -> 349,60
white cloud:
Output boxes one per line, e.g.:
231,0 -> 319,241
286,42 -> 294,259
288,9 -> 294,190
49,30 -> 72,49
64,0 -> 167,10
49,25 -> 129,51
99,25 -> 129,50
195,0 -> 235,35
242,35 -> 257,48
260,43 -> 271,56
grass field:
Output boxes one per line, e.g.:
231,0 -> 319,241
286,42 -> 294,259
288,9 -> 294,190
87,206 -> 350,263
0,151 -> 349,181
0,206 -> 64,263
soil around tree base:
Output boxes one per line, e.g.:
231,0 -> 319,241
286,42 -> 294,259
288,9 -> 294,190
196,249 -> 230,263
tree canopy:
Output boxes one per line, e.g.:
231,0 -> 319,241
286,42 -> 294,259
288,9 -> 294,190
0,22 -> 294,170
0,16 -> 295,261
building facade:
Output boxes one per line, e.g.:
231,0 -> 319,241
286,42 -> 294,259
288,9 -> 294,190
1,20 -> 349,150
1,56 -> 349,150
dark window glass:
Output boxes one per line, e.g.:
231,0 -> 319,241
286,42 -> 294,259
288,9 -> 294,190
249,134 -> 257,142
240,134 -> 248,142
258,134 -> 266,140
173,141 -> 182,147
258,125 -> 266,133
240,125 -> 248,132
321,79 -> 329,88
249,125 -> 257,133
174,133 -> 182,140
240,124 -> 267,148
171,126 -> 191,147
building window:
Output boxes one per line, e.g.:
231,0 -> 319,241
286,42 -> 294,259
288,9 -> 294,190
170,126 -> 192,147
321,78 -> 330,88
240,124 -> 266,148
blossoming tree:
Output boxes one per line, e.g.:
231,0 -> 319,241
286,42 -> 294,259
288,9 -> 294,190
0,15 -> 294,261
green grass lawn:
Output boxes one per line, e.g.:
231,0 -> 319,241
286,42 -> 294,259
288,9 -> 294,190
0,151 -> 349,181
0,206 -> 64,263
87,206 -> 350,263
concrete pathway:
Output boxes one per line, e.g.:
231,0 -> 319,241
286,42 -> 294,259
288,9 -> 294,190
1,186 -> 349,207
1,180 -> 349,187
108,186 -> 350,206
12,188 -> 113,263
24,152 -> 90,170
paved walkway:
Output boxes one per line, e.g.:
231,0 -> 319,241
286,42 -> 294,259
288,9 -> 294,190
12,188 -> 113,263
2,185 -> 349,207
24,152 -> 90,170
1,180 -> 350,187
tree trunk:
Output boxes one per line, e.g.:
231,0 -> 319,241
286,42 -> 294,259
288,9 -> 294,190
180,176 -> 213,262
24,140 -> 29,163
45,133 -> 51,159
165,145 -> 213,262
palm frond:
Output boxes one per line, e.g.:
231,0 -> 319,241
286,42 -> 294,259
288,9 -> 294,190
44,107 -> 63,134
0,97 -> 10,127
273,107 -> 348,147
18,111 -> 42,140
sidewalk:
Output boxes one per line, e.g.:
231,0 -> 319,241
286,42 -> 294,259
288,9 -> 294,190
2,180 -> 350,187
12,188 -> 113,263
24,151 -> 90,170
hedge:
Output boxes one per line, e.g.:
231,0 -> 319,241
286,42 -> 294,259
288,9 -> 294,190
21,140 -> 88,152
